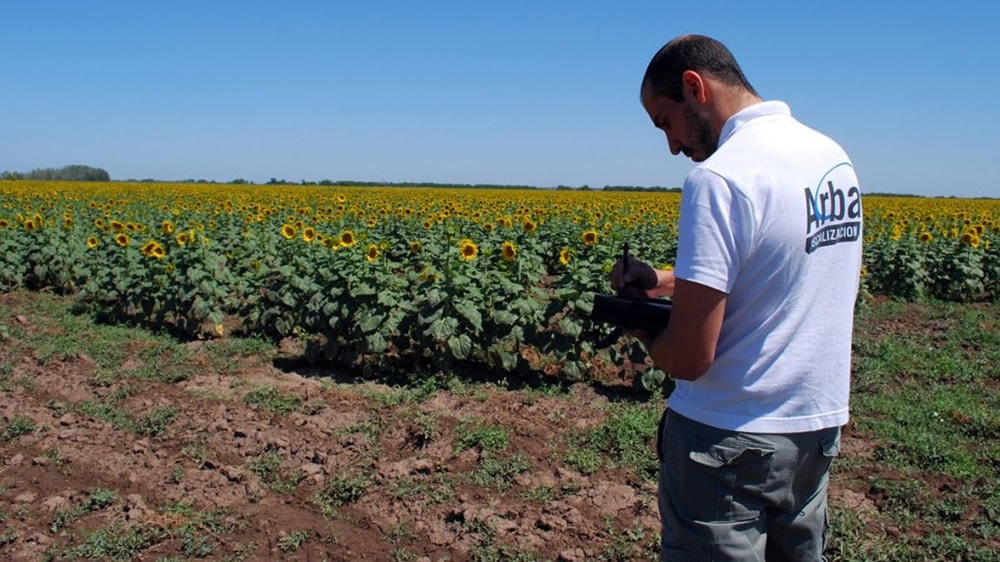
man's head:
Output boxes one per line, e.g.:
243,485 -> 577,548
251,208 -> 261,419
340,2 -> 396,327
640,35 -> 760,162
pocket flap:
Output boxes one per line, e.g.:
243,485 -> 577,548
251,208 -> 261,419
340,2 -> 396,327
689,438 -> 774,468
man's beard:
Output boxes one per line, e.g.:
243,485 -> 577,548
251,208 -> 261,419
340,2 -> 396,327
685,105 -> 718,161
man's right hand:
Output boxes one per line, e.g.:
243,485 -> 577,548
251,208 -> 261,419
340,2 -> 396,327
609,256 -> 658,299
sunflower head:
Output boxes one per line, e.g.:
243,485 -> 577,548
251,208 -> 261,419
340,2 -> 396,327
365,244 -> 379,262
522,219 -> 537,233
581,230 -> 598,246
410,241 -> 422,254
303,227 -> 317,243
919,231 -> 933,244
559,248 -> 572,266
114,233 -> 130,247
339,230 -> 356,247
458,239 -> 479,260
161,220 -> 175,235
86,236 -> 100,249
281,224 -> 296,240
501,241 -> 517,262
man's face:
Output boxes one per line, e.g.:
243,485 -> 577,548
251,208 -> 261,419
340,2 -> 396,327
641,92 -> 718,162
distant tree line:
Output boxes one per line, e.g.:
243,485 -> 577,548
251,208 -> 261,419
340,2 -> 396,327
1,165 -> 110,182
0,166 -> 683,192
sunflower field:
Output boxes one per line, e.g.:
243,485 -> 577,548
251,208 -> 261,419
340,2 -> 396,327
2,181 -> 998,382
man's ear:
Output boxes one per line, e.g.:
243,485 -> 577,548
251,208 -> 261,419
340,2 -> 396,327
681,70 -> 709,104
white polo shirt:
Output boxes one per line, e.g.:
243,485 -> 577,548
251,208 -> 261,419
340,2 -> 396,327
669,101 -> 863,433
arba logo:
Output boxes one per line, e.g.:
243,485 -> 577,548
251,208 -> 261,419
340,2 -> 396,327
804,162 -> 862,254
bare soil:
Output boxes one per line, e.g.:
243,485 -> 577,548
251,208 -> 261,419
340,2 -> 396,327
0,291 -> 963,561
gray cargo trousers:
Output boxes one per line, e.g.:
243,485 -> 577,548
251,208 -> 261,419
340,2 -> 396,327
657,409 -> 841,561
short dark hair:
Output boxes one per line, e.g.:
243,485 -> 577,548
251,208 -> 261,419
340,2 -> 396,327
641,35 -> 758,102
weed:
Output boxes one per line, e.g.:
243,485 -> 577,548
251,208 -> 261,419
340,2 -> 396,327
182,440 -> 213,469
1,416 -> 36,441
565,402 -> 660,480
53,523 -> 162,560
455,419 -> 510,453
133,407 -> 178,438
470,453 -> 530,490
245,451 -> 305,492
277,529 -> 311,553
316,470 -> 371,515
50,488 -> 117,533
242,386 -> 300,414
42,448 -> 68,467
391,548 -> 419,562
521,485 -> 554,502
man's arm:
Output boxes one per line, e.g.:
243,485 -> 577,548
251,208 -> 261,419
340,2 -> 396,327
642,278 -> 726,381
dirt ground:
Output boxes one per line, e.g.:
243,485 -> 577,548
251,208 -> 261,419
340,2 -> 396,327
0,291 -> 905,561
0,291 -> 677,561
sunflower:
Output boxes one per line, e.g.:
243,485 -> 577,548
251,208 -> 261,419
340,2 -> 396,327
410,241 -> 422,254
339,230 -> 356,247
522,219 -> 537,233
24,219 -> 37,232
367,217 -> 377,228
161,220 -> 175,235
114,233 -> 130,247
422,219 -> 433,230
140,241 -> 166,259
961,232 -> 981,248
281,224 -> 296,240
419,267 -> 438,282
86,235 -> 100,249
458,238 -> 479,260
110,220 -> 125,232
365,244 -> 379,262
581,229 -> 598,245
501,241 -> 517,262
0,219 -> 8,229
559,248 -> 572,266
175,231 -> 193,246
302,227 -> 317,243
919,231 -> 933,244
483,222 -> 494,232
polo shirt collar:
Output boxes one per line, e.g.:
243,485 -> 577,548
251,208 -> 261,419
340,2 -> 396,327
717,101 -> 791,147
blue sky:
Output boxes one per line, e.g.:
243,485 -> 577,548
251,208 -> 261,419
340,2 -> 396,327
2,1 -> 998,197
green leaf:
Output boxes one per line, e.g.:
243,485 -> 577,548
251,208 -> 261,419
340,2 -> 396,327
492,310 -> 518,326
558,317 -> 582,338
357,312 -> 384,334
353,283 -> 377,297
366,332 -> 388,353
447,334 -> 473,360
498,350 -> 518,371
555,287 -> 580,300
426,316 -> 458,340
377,291 -> 399,307
454,300 -> 483,332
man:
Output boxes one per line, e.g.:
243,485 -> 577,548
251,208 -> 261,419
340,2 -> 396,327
610,35 -> 863,561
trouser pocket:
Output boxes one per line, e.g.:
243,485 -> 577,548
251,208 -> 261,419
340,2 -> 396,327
686,436 -> 776,522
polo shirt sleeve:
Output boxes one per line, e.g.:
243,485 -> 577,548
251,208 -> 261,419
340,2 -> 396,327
674,167 -> 755,294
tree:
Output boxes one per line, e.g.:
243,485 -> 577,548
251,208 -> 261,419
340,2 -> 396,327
6,164 -> 111,181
